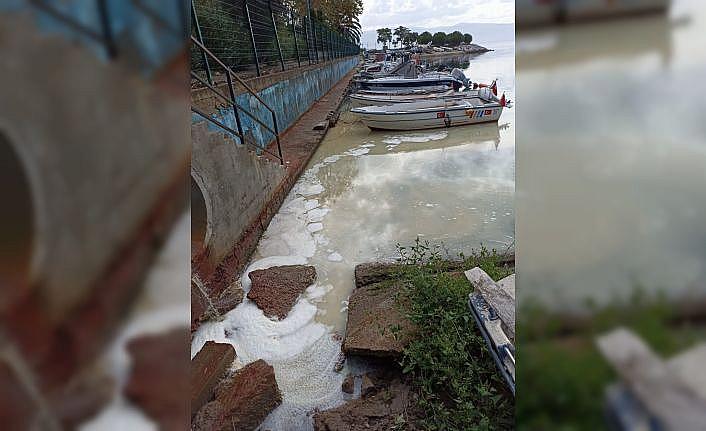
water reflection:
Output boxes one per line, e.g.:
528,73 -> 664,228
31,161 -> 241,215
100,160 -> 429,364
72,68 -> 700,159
517,1 -> 706,308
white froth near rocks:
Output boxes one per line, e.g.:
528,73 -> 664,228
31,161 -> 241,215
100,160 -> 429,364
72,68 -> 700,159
307,222 -> 323,233
304,199 -> 319,211
344,147 -> 370,157
295,182 -> 324,197
306,207 -> 329,223
327,252 -> 343,262
259,334 -> 345,431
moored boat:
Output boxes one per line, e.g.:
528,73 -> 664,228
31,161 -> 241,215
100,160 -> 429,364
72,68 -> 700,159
352,88 -> 508,131
350,81 -> 497,108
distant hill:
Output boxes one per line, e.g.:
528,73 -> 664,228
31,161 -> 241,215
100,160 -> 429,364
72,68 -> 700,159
360,22 -> 514,50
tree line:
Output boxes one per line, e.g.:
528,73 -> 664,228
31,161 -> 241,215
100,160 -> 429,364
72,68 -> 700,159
376,26 -> 473,50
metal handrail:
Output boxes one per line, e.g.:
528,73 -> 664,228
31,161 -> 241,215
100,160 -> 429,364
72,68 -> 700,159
28,0 -> 116,58
190,35 -> 284,164
191,106 -> 285,161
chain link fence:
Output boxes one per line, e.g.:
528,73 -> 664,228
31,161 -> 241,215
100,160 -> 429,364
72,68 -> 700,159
191,0 -> 359,83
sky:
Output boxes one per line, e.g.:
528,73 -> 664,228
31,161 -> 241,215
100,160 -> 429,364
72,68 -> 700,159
359,0 -> 515,31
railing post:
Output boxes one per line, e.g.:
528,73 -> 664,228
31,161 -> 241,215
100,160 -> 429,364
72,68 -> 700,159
269,0 -> 285,72
225,72 -> 245,145
191,0 -> 212,85
312,18 -> 319,62
244,0 -> 261,76
304,16 -> 311,64
291,9 -> 301,68
271,112 -> 284,165
97,0 -> 117,58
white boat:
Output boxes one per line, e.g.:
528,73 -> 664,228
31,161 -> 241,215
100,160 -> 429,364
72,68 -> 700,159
352,88 -> 507,131
350,81 -> 497,108
358,69 -> 468,91
350,90 -> 481,108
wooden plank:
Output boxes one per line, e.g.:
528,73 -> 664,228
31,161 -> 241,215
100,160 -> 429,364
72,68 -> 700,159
465,267 -> 515,340
596,328 -> 706,430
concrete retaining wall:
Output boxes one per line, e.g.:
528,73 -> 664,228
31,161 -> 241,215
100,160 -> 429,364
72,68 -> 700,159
193,57 -> 358,148
0,13 -> 188,321
191,123 -> 286,266
191,57 -> 357,267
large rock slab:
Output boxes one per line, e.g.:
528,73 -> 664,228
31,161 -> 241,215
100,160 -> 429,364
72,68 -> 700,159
191,341 -> 236,418
342,281 -> 416,358
247,265 -> 316,319
192,359 -> 282,431
124,327 -> 190,431
313,370 -> 418,431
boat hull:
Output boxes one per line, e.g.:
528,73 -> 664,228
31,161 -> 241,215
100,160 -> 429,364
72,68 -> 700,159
354,106 -> 503,131
350,90 -> 481,109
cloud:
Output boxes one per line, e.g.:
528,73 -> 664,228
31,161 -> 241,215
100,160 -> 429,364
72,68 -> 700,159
360,0 -> 514,31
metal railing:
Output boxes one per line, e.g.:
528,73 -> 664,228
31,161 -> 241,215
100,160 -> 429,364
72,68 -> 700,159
190,35 -> 284,164
191,0 -> 359,82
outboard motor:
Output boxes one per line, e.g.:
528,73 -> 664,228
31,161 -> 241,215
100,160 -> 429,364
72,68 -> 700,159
451,68 -> 470,89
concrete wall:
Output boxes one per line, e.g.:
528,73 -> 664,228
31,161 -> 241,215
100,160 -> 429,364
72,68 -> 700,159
193,56 -> 359,148
191,56 -> 357,267
0,13 -> 189,321
191,122 -> 286,266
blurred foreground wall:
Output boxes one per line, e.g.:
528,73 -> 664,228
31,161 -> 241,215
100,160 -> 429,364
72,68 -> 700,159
0,2 -> 189,428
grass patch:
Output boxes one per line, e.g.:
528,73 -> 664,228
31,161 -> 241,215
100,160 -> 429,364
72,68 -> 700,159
394,239 -> 514,430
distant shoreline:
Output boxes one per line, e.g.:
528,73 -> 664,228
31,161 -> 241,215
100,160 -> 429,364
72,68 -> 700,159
419,43 -> 492,60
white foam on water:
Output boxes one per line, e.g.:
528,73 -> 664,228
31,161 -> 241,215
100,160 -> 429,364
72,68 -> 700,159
306,207 -> 330,223
323,155 -> 342,164
307,222 -> 323,233
305,283 -> 333,301
327,252 -> 343,262
382,130 -> 448,145
344,147 -> 370,157
295,182 -> 324,197
260,333 -> 346,431
304,199 -> 320,211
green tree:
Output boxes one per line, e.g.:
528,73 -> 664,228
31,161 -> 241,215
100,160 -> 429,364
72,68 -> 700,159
393,25 -> 410,48
463,33 -> 473,44
376,27 -> 392,49
417,31 -> 433,45
405,31 -> 418,48
447,30 -> 463,47
431,31 -> 446,46
291,0 -> 363,42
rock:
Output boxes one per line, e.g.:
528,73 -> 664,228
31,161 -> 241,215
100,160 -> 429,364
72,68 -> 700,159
191,341 -> 236,418
124,327 -> 190,431
313,372 -> 417,431
342,281 -> 416,358
191,280 -> 208,331
313,121 -> 328,131
212,281 -> 244,315
247,265 -> 316,319
360,373 -> 377,397
51,369 -> 114,429
341,375 -> 354,394
192,359 -> 282,431
354,262 -> 398,288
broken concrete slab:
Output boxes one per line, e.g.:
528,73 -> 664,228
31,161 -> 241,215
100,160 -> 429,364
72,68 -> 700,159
342,280 -> 416,358
313,370 -> 418,431
192,359 -> 282,431
124,327 -> 190,431
190,342 -> 237,418
247,265 -> 316,319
